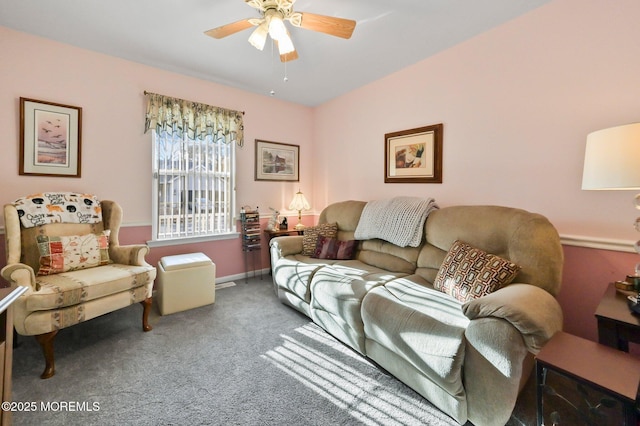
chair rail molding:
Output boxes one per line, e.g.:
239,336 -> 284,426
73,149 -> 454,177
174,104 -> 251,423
560,234 -> 635,253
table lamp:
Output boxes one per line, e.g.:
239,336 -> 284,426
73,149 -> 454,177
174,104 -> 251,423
289,190 -> 310,231
582,122 -> 640,287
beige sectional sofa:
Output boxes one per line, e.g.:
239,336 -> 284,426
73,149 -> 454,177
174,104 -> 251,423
269,200 -> 564,426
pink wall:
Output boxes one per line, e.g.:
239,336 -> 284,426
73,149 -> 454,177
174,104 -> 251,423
560,246 -> 636,340
117,215 -> 314,278
0,25 -> 314,279
3,1 -> 640,349
311,0 -> 640,348
561,245 -> 640,355
0,26 -> 315,226
313,0 -> 640,242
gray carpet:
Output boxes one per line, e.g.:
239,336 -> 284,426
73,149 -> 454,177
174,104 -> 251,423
10,277 -> 535,425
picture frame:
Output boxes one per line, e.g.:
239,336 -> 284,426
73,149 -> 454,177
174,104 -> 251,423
255,139 -> 299,182
384,123 -> 443,183
19,97 -> 82,178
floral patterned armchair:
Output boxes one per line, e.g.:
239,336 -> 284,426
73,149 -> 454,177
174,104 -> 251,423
1,192 -> 156,378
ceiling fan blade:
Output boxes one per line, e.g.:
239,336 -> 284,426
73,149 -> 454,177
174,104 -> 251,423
297,12 -> 356,39
280,49 -> 299,63
204,19 -> 254,39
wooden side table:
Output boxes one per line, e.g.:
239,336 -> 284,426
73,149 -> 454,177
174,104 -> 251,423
0,285 -> 28,426
264,229 -> 303,239
536,331 -> 640,426
595,282 -> 640,351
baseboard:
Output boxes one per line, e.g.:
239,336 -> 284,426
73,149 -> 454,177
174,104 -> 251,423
216,268 -> 271,284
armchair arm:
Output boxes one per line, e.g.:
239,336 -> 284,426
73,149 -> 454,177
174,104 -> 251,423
109,244 -> 152,267
462,283 -> 563,353
1,263 -> 37,292
269,236 -> 304,260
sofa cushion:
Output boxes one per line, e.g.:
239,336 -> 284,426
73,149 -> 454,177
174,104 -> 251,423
328,260 -> 409,284
36,231 -> 111,276
312,236 -> 357,260
317,200 -> 366,241
357,239 -> 420,274
301,223 -> 338,256
433,240 -> 520,303
28,263 -> 155,311
362,276 -> 469,396
273,258 -> 325,303
423,205 -> 563,296
310,266 -> 382,353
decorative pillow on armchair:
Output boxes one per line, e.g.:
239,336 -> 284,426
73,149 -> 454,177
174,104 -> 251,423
434,239 -> 520,303
301,223 -> 338,256
36,230 -> 111,275
312,236 -> 357,260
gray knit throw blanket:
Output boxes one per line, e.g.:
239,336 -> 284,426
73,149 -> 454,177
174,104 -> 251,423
354,197 -> 439,247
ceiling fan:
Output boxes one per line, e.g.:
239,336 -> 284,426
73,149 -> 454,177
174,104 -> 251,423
204,0 -> 356,62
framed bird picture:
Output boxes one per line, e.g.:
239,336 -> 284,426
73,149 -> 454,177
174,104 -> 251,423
19,97 -> 82,177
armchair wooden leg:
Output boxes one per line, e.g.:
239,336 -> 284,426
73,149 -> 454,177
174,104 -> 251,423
35,330 -> 59,379
140,297 -> 153,332
13,329 -> 20,349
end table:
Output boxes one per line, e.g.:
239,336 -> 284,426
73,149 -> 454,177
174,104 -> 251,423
536,331 -> 640,426
595,282 -> 640,351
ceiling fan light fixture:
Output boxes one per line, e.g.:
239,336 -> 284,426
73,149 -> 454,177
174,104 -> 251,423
248,22 -> 268,50
206,1 -> 356,63
268,13 -> 288,41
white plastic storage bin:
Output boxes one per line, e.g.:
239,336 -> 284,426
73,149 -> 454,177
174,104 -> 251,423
157,252 -> 216,315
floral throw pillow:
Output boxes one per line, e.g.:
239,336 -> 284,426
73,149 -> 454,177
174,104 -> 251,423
301,223 -> 338,256
36,230 -> 111,276
312,236 -> 357,260
433,240 -> 520,303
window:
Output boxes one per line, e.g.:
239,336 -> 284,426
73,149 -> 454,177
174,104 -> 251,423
144,93 -> 244,243
152,131 -> 235,240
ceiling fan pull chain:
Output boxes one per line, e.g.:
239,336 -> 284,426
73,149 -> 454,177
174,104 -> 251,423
284,59 -> 288,83
269,38 -> 276,96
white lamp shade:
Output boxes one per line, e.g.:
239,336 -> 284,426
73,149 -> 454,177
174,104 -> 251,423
248,23 -> 268,50
582,123 -> 640,190
268,14 -> 288,41
289,191 -> 310,211
277,32 -> 295,55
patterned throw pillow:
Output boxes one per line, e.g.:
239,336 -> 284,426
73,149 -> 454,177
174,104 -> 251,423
36,230 -> 111,276
301,223 -> 338,256
312,236 -> 357,260
433,240 -> 520,303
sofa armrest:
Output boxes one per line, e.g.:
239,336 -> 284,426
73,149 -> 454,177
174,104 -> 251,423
269,236 -> 304,259
109,244 -> 152,267
462,283 -> 563,353
1,263 -> 37,292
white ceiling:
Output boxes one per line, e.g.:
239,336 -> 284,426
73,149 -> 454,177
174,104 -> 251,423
0,0 -> 550,107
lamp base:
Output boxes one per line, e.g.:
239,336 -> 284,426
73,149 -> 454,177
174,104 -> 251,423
294,222 -> 305,231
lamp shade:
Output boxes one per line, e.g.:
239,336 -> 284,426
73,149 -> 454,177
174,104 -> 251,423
289,191 -> 310,211
268,14 -> 288,41
248,22 -> 268,50
582,123 -> 640,190
277,32 -> 295,55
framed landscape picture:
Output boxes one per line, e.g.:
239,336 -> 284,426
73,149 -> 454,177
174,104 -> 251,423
255,139 -> 299,182
19,97 -> 82,177
384,123 -> 443,183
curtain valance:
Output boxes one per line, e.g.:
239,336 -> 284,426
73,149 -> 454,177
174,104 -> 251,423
144,92 -> 244,146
